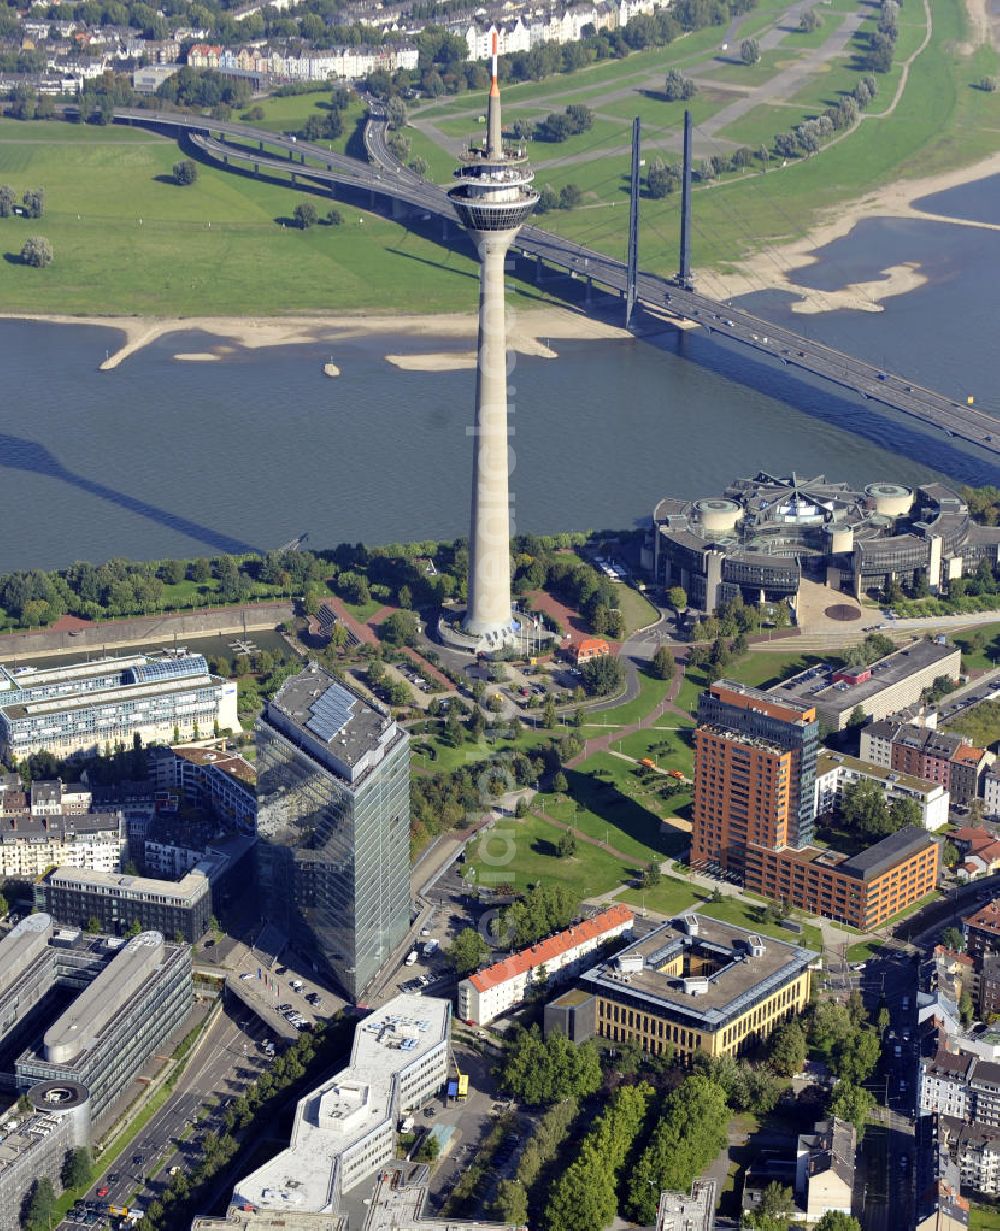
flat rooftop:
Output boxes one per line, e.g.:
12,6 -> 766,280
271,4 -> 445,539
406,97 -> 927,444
817,751 -> 943,798
42,931 -> 165,1063
265,664 -> 399,782
233,995 -> 450,1214
0,913 -> 53,1000
769,640 -> 958,712
579,914 -> 816,1031
838,824 -> 937,879
707,679 -> 817,725
44,864 -> 212,904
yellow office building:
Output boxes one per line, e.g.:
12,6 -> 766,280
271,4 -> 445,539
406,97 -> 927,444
545,913 -> 816,1064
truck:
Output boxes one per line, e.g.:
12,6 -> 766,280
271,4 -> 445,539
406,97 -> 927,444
640,758 -> 657,770
422,939 -> 439,957
405,950 -> 419,966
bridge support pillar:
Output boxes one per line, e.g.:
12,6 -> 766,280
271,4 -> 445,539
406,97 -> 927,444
300,153 -> 305,164
535,255 -> 543,284
290,173 -> 297,185
259,140 -> 264,151
442,216 -> 449,241
626,116 -> 640,329
224,154 -> 229,166
585,276 -> 593,305
253,163 -> 260,176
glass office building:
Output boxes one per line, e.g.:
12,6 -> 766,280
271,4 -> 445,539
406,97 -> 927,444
255,665 -> 411,1001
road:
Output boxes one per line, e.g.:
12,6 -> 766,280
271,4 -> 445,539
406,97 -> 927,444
59,1002 -> 270,1229
95,103 -> 1000,461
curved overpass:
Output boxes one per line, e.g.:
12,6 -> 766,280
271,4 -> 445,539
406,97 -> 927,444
107,105 -> 1000,459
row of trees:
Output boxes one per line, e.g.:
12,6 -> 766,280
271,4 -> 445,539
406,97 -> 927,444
497,1024 -> 604,1106
536,183 -> 584,212
0,186 -> 43,218
534,103 -> 595,143
498,881 -> 580,948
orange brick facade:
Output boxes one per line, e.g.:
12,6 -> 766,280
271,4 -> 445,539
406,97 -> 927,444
743,840 -> 940,930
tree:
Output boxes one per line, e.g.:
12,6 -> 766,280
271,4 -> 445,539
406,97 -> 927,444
741,37 -> 761,64
20,236 -> 53,268
62,1145 -> 92,1190
815,1213 -> 862,1231
840,777 -> 890,838
581,655 -> 625,697
846,705 -> 868,729
0,184 -> 14,217
980,75 -> 998,91
293,202 -> 318,229
22,188 -> 44,218
799,8 -> 821,30
642,860 -> 663,886
664,69 -> 696,100
172,158 -> 198,185
651,644 -> 675,680
0,891 -> 7,918
942,926 -> 965,951
745,1183 -> 796,1231
379,610 -> 419,646
497,1024 -> 602,1105
668,585 -> 688,610
85,916 -> 101,934
25,1177 -> 58,1231
494,1179 -> 528,1225
552,770 -> 568,794
829,1080 -> 875,1141
543,694 -> 558,728
536,183 -> 560,213
960,990 -> 975,1027
558,183 -> 582,210
386,96 -> 408,130
769,1019 -> 807,1076
557,830 -> 577,857
647,157 -> 679,198
888,796 -> 922,830
326,208 -> 343,226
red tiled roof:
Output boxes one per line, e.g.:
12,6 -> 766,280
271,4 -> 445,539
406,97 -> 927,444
952,745 -> 987,764
966,900 -> 1000,935
469,904 -> 633,993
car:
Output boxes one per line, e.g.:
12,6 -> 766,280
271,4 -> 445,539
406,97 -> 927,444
278,1003 -> 292,1012
420,927 -> 431,937
240,972 -> 254,980
107,1172 -> 120,1182
424,1106 -> 436,1117
132,1153 -> 144,1165
97,1186 -> 110,1198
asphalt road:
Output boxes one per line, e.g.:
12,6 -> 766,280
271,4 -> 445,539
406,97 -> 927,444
60,1003 -> 270,1229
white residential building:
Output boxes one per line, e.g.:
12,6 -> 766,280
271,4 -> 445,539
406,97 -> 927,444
814,751 -> 950,831
795,1118 -> 856,1222
919,1050 -> 976,1120
232,994 -> 451,1212
457,903 -> 633,1026
0,810 -> 126,879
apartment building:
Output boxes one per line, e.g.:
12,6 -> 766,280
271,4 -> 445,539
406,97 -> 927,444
860,722 -> 989,807
814,751 -> 949,831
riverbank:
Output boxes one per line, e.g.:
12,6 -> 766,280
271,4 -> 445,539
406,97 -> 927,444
0,306 -> 630,369
712,151 -> 1000,312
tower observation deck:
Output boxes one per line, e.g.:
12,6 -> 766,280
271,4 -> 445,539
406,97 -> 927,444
446,38 -> 538,650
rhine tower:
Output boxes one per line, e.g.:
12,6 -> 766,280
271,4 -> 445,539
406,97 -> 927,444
447,36 -> 538,651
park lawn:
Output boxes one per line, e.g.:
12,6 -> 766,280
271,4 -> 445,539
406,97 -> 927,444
540,788 -> 668,865
953,623 -> 1000,671
465,810 -> 636,897
700,894 -> 825,954
611,724 -> 695,776
405,126 -> 460,182
779,14 -> 848,51
616,584 -> 660,634
160,578 -> 223,607
847,939 -> 885,961
717,102 -> 809,148
598,90 -> 735,132
241,94 -> 369,154
782,55 -> 867,111
0,117 -> 490,316
341,597 -> 383,622
410,724 -> 552,773
621,874 -> 701,915
569,749 -> 691,849
943,699 -> 1000,749
726,648 -> 833,688
971,1205 -> 1000,1231
581,670 -> 672,730
699,47 -> 804,87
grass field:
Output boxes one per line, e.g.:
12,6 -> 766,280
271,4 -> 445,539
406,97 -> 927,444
944,700 -> 1000,749
699,894 -> 825,953
971,1205 -> 1000,1231
620,874 -> 700,914
0,116 -> 494,315
465,810 -> 636,897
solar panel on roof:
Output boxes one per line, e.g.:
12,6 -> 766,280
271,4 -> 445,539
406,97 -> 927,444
125,656 -> 208,685
306,683 -> 357,742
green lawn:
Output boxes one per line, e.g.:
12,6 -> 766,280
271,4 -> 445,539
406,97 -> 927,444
581,670 -> 672,731
954,623 -> 1000,671
847,939 -> 884,961
411,724 -> 552,773
971,1204 -> 1000,1231
610,724 -> 695,774
943,700 -> 1000,749
620,874 -> 701,915
0,116 -> 489,316
675,650 -> 835,716
465,810 -> 636,897
616,585 -> 660,634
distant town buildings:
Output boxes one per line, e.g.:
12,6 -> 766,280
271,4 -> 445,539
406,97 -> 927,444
691,680 -> 942,928
457,904 -> 634,1025
545,913 -> 815,1063
255,665 -> 411,1001
649,474 -> 1000,612
0,652 -> 239,761
231,994 -> 451,1214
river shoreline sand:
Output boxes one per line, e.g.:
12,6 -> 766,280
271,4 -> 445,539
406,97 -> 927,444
4,154 -> 1000,351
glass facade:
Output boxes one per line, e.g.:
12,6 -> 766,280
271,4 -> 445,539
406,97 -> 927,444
255,716 -> 410,1001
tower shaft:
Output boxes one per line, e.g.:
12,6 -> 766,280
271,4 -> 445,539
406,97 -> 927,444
466,230 -> 515,637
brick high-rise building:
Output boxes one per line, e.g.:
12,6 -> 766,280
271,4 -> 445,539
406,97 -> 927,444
693,681 -> 819,875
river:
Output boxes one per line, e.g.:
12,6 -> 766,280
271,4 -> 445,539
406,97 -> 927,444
2,178 -> 999,574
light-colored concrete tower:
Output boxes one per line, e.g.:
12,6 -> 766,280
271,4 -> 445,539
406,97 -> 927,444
448,37 -> 538,650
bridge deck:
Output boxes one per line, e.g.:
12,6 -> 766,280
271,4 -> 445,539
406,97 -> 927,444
110,107 -> 1000,459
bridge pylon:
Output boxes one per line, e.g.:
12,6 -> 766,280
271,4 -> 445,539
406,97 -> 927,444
679,108 -> 692,286
625,116 -> 640,328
